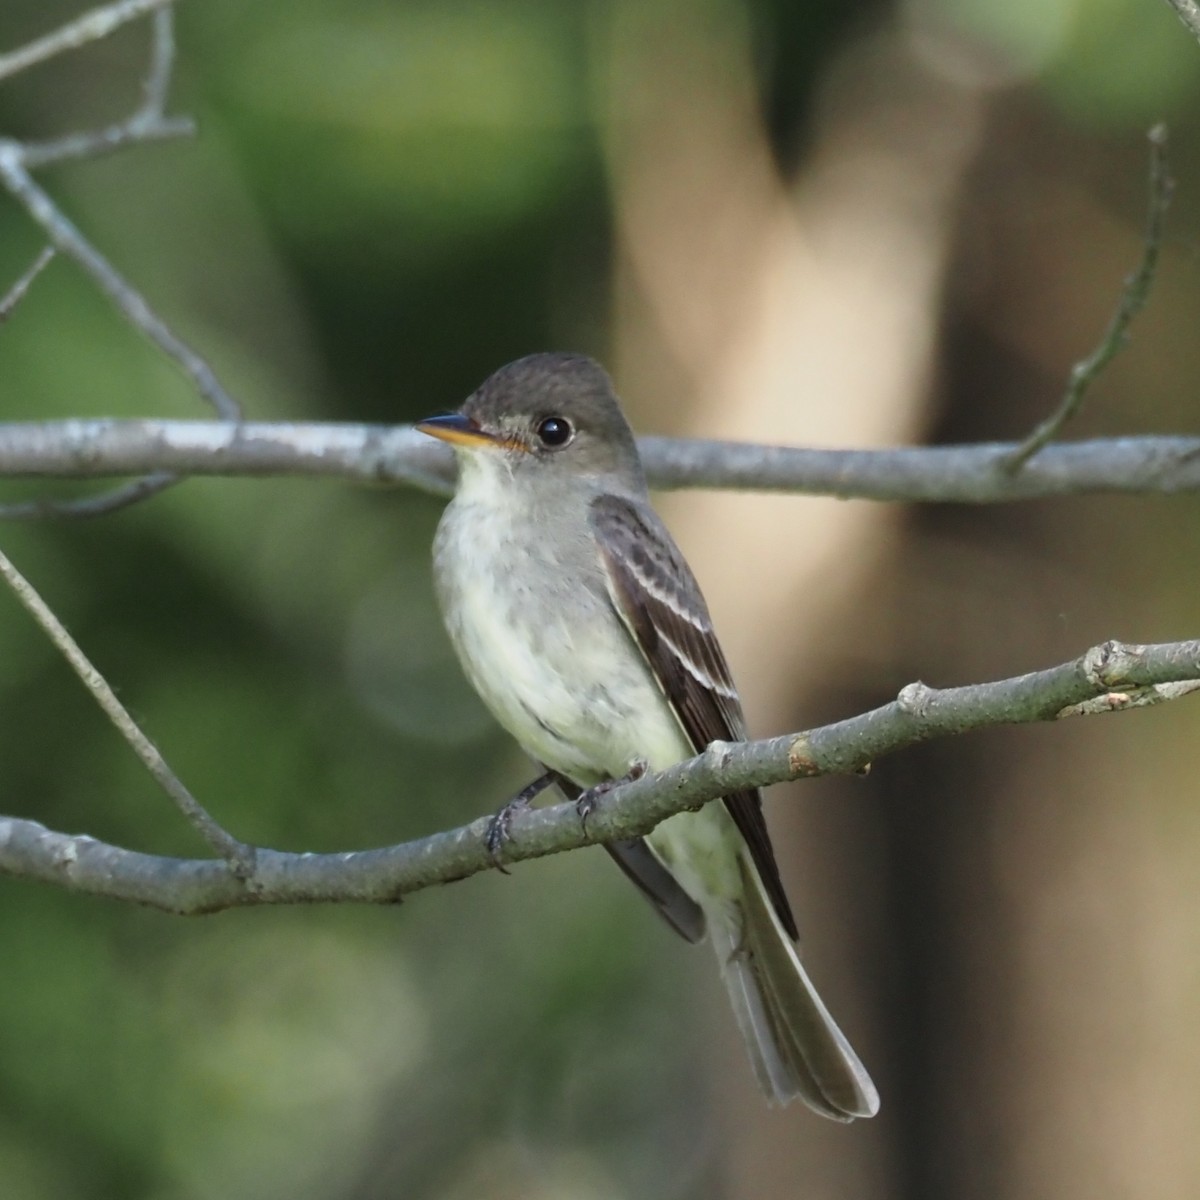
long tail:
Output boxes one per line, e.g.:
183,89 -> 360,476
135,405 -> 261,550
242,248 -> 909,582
708,856 -> 879,1119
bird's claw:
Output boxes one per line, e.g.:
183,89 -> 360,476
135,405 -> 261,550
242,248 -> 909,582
574,787 -> 602,834
483,770 -> 560,873
575,760 -> 648,837
485,797 -> 530,873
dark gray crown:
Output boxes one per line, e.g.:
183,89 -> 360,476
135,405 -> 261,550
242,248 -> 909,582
462,353 -> 645,488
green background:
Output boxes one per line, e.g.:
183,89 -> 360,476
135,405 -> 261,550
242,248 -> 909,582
1,1 -> 1200,1197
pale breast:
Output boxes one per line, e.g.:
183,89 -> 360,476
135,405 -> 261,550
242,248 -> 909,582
432,488 -> 692,785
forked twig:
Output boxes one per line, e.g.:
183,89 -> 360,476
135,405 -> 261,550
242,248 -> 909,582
0,149 -> 240,420
19,7 -> 195,170
0,0 -> 225,519
0,0 -> 180,84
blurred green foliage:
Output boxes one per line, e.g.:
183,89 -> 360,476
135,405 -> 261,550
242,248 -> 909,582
0,0 -> 1198,1197
0,3 -> 714,1196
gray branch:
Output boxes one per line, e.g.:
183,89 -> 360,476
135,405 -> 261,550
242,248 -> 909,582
1002,125 -> 1173,470
2,639 -> 1197,914
0,248 -> 54,324
3,419 -> 1200,504
0,544 -> 255,876
0,151 -> 239,422
1162,0 -> 1200,44
16,6 -> 194,170
0,6 -> 1197,922
0,0 -> 181,84
0,0 -> 219,518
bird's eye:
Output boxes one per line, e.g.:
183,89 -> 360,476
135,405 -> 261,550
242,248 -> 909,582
535,416 -> 573,448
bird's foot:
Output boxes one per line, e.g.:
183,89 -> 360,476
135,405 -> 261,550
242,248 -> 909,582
575,760 -> 648,837
485,770 -> 558,872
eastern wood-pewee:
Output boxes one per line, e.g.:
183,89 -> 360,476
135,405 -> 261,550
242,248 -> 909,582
417,352 -> 878,1119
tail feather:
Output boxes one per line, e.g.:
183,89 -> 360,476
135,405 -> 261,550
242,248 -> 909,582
709,856 -> 879,1119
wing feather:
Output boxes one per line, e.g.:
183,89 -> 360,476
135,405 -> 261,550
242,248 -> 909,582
589,493 -> 799,940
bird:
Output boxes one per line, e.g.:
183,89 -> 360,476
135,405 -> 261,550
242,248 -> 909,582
416,351 -> 878,1119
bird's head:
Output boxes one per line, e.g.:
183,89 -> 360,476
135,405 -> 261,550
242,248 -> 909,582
417,353 -> 645,494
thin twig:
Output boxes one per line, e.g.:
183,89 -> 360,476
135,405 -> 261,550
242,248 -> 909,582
1055,678 -> 1200,718
19,117 -> 194,171
0,543 -> 256,877
0,247 -> 55,324
0,0 -> 180,85
14,4 -> 194,171
0,147 -> 240,420
0,131 -> 238,517
1003,125 -> 1174,471
0,473 -> 179,520
0,3 -> 200,516
1161,0 -> 1200,44
141,7 -> 175,116
0,638 -> 1197,913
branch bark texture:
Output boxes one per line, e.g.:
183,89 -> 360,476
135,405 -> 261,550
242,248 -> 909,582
1162,0 -> 1200,44
0,0 -> 180,83
2,419 -> 1200,505
3,639 -> 1196,915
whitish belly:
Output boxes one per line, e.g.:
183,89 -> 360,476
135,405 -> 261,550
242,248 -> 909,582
436,505 -> 692,784
647,805 -> 746,914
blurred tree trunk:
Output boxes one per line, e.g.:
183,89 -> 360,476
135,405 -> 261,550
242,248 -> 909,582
607,5 -> 1200,1198
605,7 -> 981,1195
855,115 -> 1200,1197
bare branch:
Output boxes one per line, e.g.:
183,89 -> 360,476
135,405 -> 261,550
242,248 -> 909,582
0,473 -> 179,520
636,433 -> 1200,501
0,5 -> 225,519
0,0 -> 181,84
19,115 -> 194,172
1004,125 -> 1174,470
0,638 -> 1196,913
0,2 -> 209,516
0,148 -> 239,420
19,5 -> 195,170
0,544 -> 255,876
1161,0 -> 1200,44
141,6 -> 175,116
0,420 -> 453,494
0,247 -> 55,324
1055,678 -> 1200,718
4,420 -> 1200,505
